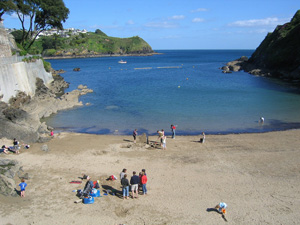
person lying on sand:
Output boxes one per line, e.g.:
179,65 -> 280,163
0,145 -> 9,154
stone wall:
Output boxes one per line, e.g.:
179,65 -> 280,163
0,59 -> 53,102
0,21 -> 53,103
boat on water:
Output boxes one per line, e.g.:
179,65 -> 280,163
118,60 -> 127,64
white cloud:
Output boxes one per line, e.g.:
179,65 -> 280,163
144,21 -> 178,28
192,18 -> 205,23
228,17 -> 289,27
169,15 -> 185,20
127,20 -> 134,25
191,8 -> 208,13
9,12 -> 20,19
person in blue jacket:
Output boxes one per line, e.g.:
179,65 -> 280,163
130,171 -> 140,198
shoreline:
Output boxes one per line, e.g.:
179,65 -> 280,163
50,124 -> 300,136
1,129 -> 300,224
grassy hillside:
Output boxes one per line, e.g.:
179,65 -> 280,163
17,30 -> 154,57
248,10 -> 300,78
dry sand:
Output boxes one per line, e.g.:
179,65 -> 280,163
0,130 -> 300,225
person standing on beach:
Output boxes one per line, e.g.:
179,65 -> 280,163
13,138 -> 20,154
19,179 -> 27,197
141,172 -> 148,195
121,174 -> 130,199
200,132 -> 205,143
142,169 -> 146,175
120,168 -> 127,183
133,129 -> 138,143
157,129 -> 164,146
130,171 -> 140,198
162,135 -> 167,150
170,124 -> 176,139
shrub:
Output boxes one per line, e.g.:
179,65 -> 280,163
42,59 -> 51,72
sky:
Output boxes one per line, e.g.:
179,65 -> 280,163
2,0 -> 299,50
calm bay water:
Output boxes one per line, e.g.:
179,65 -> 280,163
44,50 -> 300,135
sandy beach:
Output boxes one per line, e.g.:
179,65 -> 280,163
1,130 -> 300,225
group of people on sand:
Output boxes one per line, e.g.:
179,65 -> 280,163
132,125 -> 206,149
120,168 -> 147,200
132,125 -> 176,150
0,138 -> 30,155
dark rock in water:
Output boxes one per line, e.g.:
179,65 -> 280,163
55,69 -> 66,74
222,70 -> 232,74
226,56 -> 248,72
73,67 -> 81,71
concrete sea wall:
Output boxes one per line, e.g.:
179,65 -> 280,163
0,58 -> 53,102
0,21 -> 53,102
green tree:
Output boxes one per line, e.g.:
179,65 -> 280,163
0,0 -> 16,21
41,34 -> 62,49
11,0 -> 69,51
11,29 -> 24,43
95,29 -> 107,36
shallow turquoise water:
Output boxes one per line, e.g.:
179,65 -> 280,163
45,50 -> 300,135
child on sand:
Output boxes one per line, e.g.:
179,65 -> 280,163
141,172 -> 148,195
162,135 -> 167,150
19,179 -> 27,197
215,202 -> 227,215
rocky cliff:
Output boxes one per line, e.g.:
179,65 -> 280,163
0,21 -> 93,143
223,10 -> 300,82
0,21 -> 53,102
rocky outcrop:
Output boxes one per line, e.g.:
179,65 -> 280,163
221,56 -> 248,73
0,158 -> 23,196
223,10 -> 300,83
0,78 -> 93,143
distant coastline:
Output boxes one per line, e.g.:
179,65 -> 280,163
44,52 -> 162,60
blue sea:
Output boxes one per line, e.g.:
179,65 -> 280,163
44,50 -> 300,135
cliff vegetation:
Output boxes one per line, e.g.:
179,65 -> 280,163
12,29 -> 154,57
223,10 -> 300,82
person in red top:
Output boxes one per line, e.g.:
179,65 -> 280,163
141,172 -> 147,195
171,124 -> 176,139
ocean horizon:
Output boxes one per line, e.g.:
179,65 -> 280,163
44,50 -> 300,135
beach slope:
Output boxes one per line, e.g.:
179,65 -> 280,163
1,130 -> 300,224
